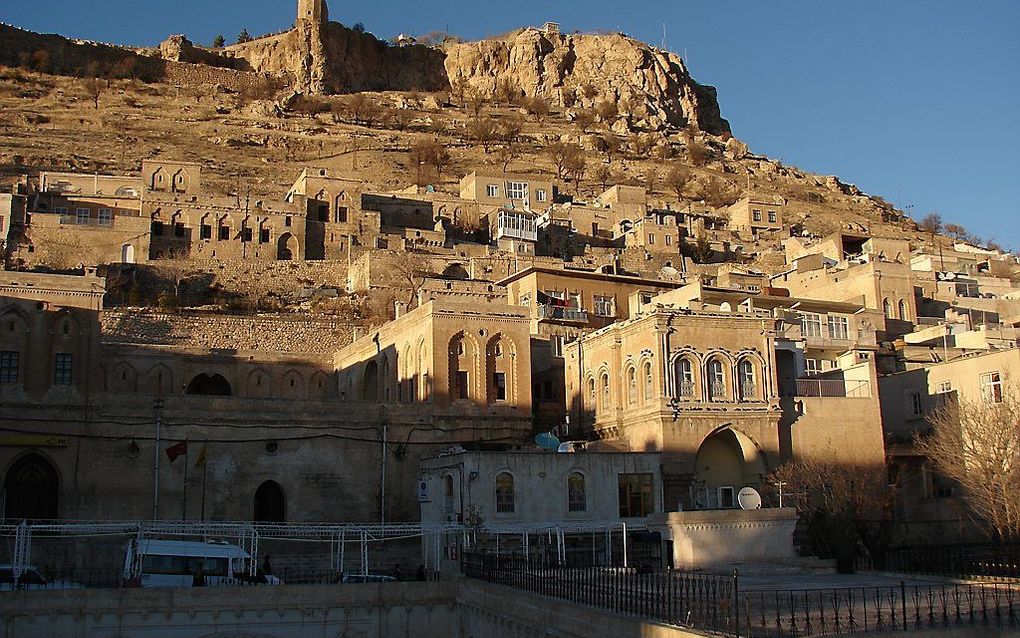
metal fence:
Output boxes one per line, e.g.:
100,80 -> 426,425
859,543 -> 1020,580
462,552 -> 1020,637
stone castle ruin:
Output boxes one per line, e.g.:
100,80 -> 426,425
0,0 -> 730,133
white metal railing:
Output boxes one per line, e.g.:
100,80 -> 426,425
709,380 -> 727,401
537,305 -> 588,322
795,378 -> 871,398
739,383 -> 757,401
677,379 -> 695,398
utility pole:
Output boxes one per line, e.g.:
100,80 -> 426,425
153,399 -> 164,520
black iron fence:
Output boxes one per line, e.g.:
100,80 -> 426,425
462,552 -> 1020,637
859,543 -> 1020,580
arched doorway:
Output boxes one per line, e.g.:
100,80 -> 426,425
253,480 -> 286,522
277,233 -> 297,260
442,263 -> 470,280
185,373 -> 232,396
694,428 -> 765,509
4,453 -> 59,520
121,244 -> 135,264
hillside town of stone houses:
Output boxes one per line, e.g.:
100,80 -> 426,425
3,155 -> 1019,556
0,0 -> 1018,635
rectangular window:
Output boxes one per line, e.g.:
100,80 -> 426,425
152,221 -> 164,236
936,381 -> 952,394
493,372 -> 507,401
768,211 -> 777,223
456,371 -> 469,400
200,224 -> 212,240
801,313 -> 823,338
647,233 -> 655,245
828,315 -> 849,340
593,295 -> 616,317
519,293 -> 531,307
76,208 -> 90,224
665,235 -> 672,246
54,206 -> 67,214
54,353 -> 72,385
0,351 -> 18,384
259,227 -> 270,244
752,209 -> 762,222
98,209 -> 113,225
909,392 -> 923,416
218,225 -> 230,241
285,216 -> 293,227
551,335 -> 565,358
618,473 -> 654,518
486,184 -> 500,198
174,222 -> 185,238
334,207 -> 348,223
506,181 -> 528,200
805,358 -> 820,376
535,189 -> 547,202
980,372 -> 1003,404
241,227 -> 253,243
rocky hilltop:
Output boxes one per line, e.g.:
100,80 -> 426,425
444,28 -> 729,134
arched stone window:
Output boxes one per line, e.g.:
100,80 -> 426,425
363,360 -> 379,401
253,480 -> 286,522
708,358 -> 727,401
883,298 -> 893,319
626,366 -> 637,405
587,377 -> 596,405
675,358 -> 695,398
3,453 -> 59,520
449,333 -> 477,402
643,361 -> 654,401
738,359 -> 757,402
567,471 -> 586,512
186,373 -> 232,396
495,472 -> 515,513
600,373 -> 610,411
486,334 -> 515,404
898,299 -> 908,321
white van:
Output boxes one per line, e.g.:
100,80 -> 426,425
122,539 -> 282,588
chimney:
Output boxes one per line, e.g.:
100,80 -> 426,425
394,301 -> 406,318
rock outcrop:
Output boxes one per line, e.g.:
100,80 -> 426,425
443,28 -> 729,134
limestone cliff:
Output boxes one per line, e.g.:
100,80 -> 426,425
443,28 -> 730,134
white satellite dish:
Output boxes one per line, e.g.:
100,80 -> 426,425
737,486 -> 762,510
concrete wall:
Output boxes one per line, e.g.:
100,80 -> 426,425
0,580 -> 711,638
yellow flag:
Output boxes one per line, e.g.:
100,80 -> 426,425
195,444 -> 208,468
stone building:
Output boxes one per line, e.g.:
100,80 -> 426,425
459,172 -> 557,212
725,195 -> 784,236
563,288 -> 886,510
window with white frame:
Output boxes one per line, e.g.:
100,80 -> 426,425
800,313 -> 823,338
805,358 -> 821,376
768,211 -> 777,223
665,235 -> 672,246
936,381 -> 952,394
593,295 -> 616,317
98,209 -> 113,225
76,208 -> 90,224
486,184 -> 500,198
752,209 -> 762,222
506,181 -> 528,200
519,293 -> 531,307
980,372 -> 1003,404
828,315 -> 849,340
54,206 -> 68,214
535,189 -> 547,202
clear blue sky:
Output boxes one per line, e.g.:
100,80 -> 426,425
4,1 -> 1018,248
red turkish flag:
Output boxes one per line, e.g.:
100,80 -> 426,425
165,441 -> 188,463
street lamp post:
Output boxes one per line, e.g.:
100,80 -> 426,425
153,399 -> 164,520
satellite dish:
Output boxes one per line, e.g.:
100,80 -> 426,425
737,486 -> 762,510
534,431 -> 560,451
425,185 -> 435,193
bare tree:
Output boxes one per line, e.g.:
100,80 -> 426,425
917,388 -> 1020,541
768,458 -> 896,568
595,100 -> 619,126
592,164 -> 612,191
467,117 -> 499,152
494,144 -> 520,173
497,114 -> 525,145
574,109 -> 596,134
665,165 -> 693,201
465,89 -> 486,118
918,212 -> 944,236
687,140 -> 711,167
522,95 -> 550,122
389,250 -> 430,307
82,76 -> 103,110
697,177 -> 738,208
348,93 -> 382,126
152,248 -> 193,312
596,133 -> 620,164
545,142 -> 585,180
